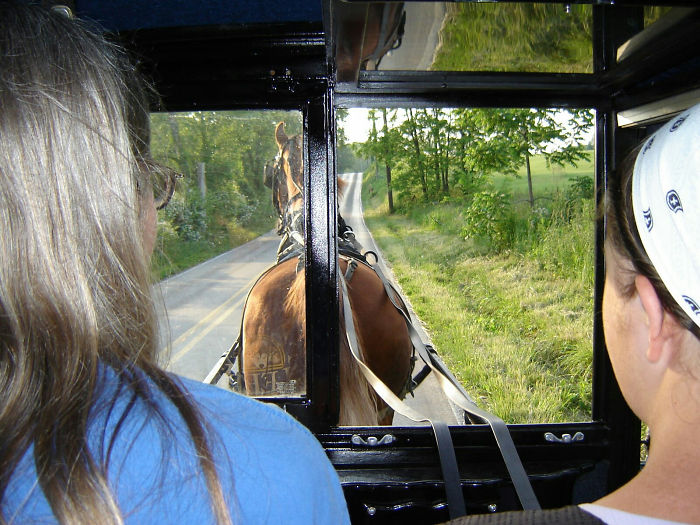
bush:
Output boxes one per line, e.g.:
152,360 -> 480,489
163,195 -> 207,242
529,197 -> 595,286
205,182 -> 255,226
566,175 -> 594,200
462,190 -> 516,251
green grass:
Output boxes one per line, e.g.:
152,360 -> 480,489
492,153 -> 594,201
362,158 -> 594,423
151,210 -> 276,280
432,3 -> 593,74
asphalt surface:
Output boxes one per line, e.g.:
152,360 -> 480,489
377,3 -> 447,71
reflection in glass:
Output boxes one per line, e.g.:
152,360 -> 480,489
616,7 -> 685,64
242,120 -> 307,398
435,3 -> 592,73
645,6 -> 673,27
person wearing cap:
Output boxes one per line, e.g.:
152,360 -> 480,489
445,104 -> 700,524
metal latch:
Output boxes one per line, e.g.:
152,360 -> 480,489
351,434 -> 396,447
544,431 -> 584,444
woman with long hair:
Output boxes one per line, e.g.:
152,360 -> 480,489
0,2 -> 349,523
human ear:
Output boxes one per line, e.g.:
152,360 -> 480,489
635,275 -> 666,364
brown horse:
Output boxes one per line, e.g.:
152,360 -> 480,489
239,122 -> 414,425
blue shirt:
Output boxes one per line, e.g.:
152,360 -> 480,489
5,368 -> 350,524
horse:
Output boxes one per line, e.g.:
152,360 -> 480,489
238,122 -> 414,425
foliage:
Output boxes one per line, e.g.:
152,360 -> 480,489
336,108 -> 371,173
433,3 -> 592,73
360,147 -> 596,422
337,142 -> 369,173
163,195 -> 207,242
566,175 -> 594,200
529,196 -> 595,289
474,107 -> 592,207
462,190 -> 515,251
364,201 -> 593,423
149,110 -> 301,278
353,109 -> 406,211
352,107 -> 593,209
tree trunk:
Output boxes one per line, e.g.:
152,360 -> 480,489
197,162 -> 206,199
442,130 -> 451,194
385,162 -> 394,213
525,151 -> 534,208
168,114 -> 189,175
433,132 -> 440,188
406,109 -> 428,198
381,109 -> 394,213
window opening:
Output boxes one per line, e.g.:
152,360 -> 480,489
337,106 -> 596,425
150,109 -> 306,398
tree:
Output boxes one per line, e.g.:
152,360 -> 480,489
402,108 -> 429,198
449,108 -> 514,195
474,108 -> 593,207
150,110 -> 301,244
354,108 -> 402,213
381,109 -> 395,212
353,106 -> 593,211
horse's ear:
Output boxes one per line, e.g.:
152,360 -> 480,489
275,122 -> 288,150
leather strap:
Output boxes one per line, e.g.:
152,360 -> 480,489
339,274 -> 466,519
344,258 -> 359,282
341,261 -> 541,513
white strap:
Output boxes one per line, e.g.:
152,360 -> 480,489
340,262 -> 540,512
339,274 -> 466,518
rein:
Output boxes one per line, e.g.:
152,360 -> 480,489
341,262 -> 541,516
239,131 -> 540,518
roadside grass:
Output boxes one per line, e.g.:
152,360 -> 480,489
151,210 -> 275,280
362,159 -> 594,423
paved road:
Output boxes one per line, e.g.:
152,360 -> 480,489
379,3 -> 447,71
160,172 -> 461,425
158,230 -> 278,380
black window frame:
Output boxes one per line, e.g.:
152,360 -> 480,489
115,2 -> 700,519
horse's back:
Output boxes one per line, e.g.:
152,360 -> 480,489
341,258 -> 413,401
242,259 -> 306,396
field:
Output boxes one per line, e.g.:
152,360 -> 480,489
493,154 -> 594,198
362,155 -> 595,423
152,210 -> 275,280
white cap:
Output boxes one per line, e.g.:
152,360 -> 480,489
632,103 -> 700,328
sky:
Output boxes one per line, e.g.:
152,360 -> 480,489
339,108 -> 372,144
338,107 -> 595,146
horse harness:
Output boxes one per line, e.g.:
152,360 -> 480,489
218,134 -> 541,519
269,204 -> 539,516
264,136 -> 304,236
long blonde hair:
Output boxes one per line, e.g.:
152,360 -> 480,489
0,3 -> 230,523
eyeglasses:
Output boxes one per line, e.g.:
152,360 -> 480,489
138,158 -> 183,210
